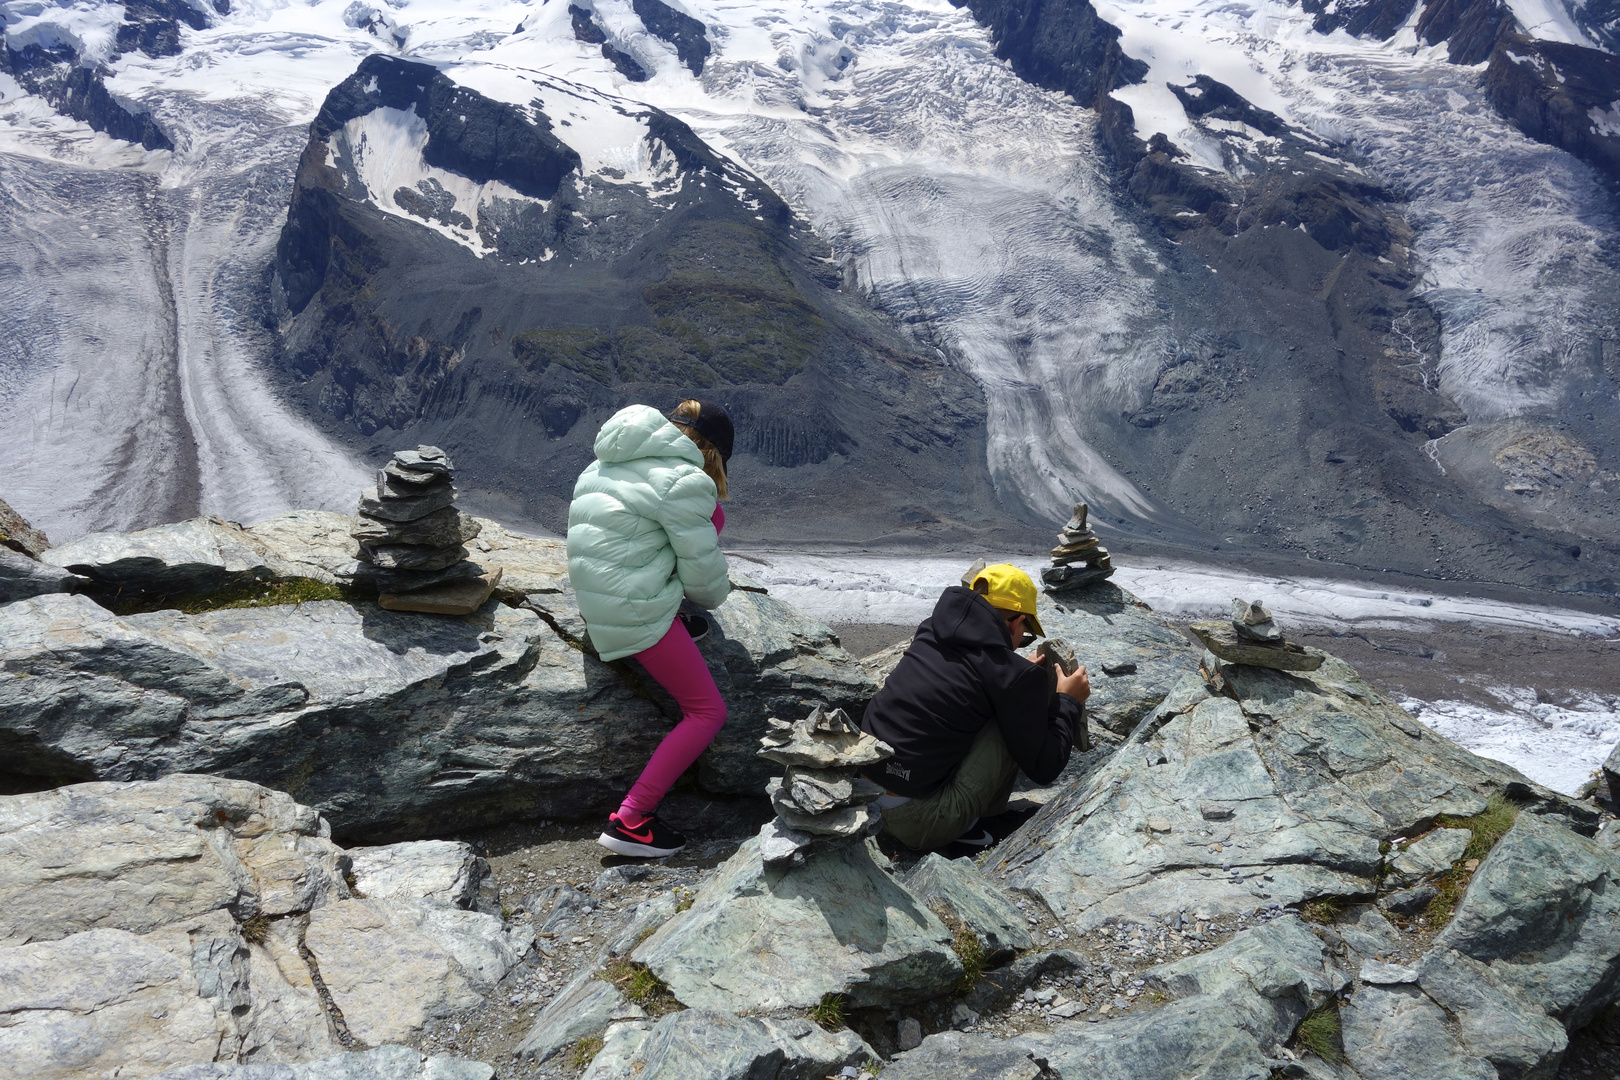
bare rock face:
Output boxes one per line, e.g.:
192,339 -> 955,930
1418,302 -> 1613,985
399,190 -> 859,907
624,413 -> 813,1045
0,776 -> 524,1078
989,657 -> 1591,932
0,523 -> 874,837
150,1046 -> 494,1080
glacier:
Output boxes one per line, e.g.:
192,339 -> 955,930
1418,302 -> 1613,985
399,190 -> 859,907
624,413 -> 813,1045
1,0 -> 1615,541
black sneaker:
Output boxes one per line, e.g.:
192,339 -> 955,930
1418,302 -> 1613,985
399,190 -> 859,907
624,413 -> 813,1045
940,821 -> 996,859
598,812 -> 687,858
679,612 -> 709,642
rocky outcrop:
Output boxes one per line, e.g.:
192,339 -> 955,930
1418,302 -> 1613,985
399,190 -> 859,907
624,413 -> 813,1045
989,655 -> 1591,931
0,776 -> 525,1079
887,916 -> 1345,1079
633,0 -> 711,76
2,517 -> 873,837
630,837 -> 962,1011
1486,35 -> 1620,188
0,496 -> 49,557
0,43 -> 174,150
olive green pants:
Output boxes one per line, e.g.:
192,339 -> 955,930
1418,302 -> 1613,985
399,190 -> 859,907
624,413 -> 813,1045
880,723 -> 1019,852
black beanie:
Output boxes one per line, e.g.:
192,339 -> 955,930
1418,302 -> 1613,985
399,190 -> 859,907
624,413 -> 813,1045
670,399 -> 734,464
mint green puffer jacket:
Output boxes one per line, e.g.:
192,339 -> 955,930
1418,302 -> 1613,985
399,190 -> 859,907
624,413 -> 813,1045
566,405 -> 730,661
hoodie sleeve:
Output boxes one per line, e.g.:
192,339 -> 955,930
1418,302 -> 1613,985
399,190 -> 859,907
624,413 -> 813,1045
992,661 -> 1080,785
650,465 -> 731,610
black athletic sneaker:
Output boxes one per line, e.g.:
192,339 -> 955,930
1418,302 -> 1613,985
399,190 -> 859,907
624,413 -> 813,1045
679,612 -> 709,642
598,812 -> 687,858
940,821 -> 996,859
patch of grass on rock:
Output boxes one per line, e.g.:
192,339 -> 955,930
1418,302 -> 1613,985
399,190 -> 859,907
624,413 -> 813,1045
1299,896 -> 1347,924
240,914 -> 271,945
809,992 -> 847,1031
567,1034 -> 604,1070
1293,1001 -> 1344,1064
600,958 -> 682,1016
1438,793 -> 1521,861
111,578 -> 361,617
950,926 -> 987,995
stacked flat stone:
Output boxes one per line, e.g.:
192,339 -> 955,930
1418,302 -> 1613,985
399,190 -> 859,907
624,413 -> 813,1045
756,706 -> 892,868
1188,598 -> 1326,672
350,447 -> 501,615
1040,503 -> 1114,592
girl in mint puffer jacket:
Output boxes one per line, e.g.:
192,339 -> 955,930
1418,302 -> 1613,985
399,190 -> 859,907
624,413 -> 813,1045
567,400 -> 734,857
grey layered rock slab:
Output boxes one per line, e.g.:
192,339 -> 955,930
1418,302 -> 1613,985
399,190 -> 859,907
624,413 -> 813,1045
990,659 -> 1584,931
1433,810 -> 1620,1029
1,910 -> 256,1080
634,837 -> 961,1010
897,918 -> 1344,1080
245,510 -> 366,584
0,592 -> 663,837
0,545 -> 88,602
902,852 -> 1034,957
883,1032 -> 1054,1079
1412,948 -> 1568,1078
1341,983 -> 1497,1080
0,774 -> 348,942
152,1046 -> 494,1080
42,516 -> 280,594
304,898 -> 533,1045
1189,620 -> 1326,671
578,1010 -> 874,1080
347,840 -> 486,907
0,495 -> 50,557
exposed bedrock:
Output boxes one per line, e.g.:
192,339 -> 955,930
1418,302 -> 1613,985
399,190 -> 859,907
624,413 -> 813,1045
1486,35 -> 1620,189
271,55 -> 1005,546
950,0 -> 1620,595
0,775 -> 514,1079
7,521 -> 1620,1078
2,512 -> 874,837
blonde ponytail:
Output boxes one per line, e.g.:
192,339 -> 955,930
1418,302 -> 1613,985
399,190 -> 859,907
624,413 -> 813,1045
669,398 -> 728,499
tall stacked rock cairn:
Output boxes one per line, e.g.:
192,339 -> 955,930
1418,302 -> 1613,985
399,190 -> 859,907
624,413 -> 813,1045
1188,598 -> 1326,671
351,446 -> 502,616
1040,502 -> 1113,592
756,706 -> 892,868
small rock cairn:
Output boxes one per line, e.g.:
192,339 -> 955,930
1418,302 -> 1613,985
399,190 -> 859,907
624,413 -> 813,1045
756,706 -> 892,868
1188,598 -> 1325,672
350,446 -> 502,615
1040,503 -> 1114,592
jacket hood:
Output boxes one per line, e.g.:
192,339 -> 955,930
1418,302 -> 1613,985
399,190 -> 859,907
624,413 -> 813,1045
930,585 -> 1015,650
594,404 -> 705,467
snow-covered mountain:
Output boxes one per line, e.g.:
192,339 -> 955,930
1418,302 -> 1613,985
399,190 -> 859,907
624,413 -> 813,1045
1,0 -> 1616,593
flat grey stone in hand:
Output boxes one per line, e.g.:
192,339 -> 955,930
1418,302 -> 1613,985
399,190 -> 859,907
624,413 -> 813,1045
757,706 -> 893,770
1188,620 -> 1325,670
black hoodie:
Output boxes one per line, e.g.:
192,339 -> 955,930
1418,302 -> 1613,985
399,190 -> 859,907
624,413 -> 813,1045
859,585 -> 1082,799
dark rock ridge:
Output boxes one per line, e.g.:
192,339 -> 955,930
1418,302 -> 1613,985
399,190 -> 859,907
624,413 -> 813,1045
1415,0 -> 1517,64
0,43 -> 173,151
633,0 -> 711,75
1486,34 -> 1620,187
949,0 -> 1615,595
272,56 -> 1003,544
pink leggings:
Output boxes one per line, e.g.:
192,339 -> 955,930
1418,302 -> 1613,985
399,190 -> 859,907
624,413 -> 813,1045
618,502 -> 728,822
619,617 -> 727,820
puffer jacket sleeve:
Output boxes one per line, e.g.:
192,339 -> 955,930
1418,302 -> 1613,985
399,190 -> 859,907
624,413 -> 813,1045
649,465 -> 730,610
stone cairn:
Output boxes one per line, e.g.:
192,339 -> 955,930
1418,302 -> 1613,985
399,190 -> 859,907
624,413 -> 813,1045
1188,598 -> 1326,672
350,446 -> 502,615
756,706 -> 892,868
1040,503 -> 1114,592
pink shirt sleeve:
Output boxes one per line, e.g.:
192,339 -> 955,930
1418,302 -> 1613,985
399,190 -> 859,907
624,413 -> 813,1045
711,503 -> 726,535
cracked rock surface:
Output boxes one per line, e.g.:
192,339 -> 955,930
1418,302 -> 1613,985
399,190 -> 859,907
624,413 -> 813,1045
0,776 -> 520,1080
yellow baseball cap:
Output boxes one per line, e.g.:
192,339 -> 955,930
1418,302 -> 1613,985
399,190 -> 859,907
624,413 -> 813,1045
970,563 -> 1046,638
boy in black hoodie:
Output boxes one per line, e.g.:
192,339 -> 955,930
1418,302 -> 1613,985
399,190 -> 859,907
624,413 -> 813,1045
860,563 -> 1089,851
